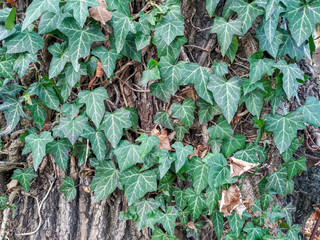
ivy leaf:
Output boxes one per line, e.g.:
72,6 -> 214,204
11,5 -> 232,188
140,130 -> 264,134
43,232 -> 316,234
5,30 -> 44,55
141,59 -> 160,86
282,203 -> 295,227
211,211 -> 224,239
286,157 -> 306,180
243,89 -> 265,116
287,225 -> 300,240
243,222 -> 263,240
0,8 -> 11,22
265,111 -> 305,153
208,75 -> 242,123
120,167 -> 157,205
281,138 -> 300,162
134,198 -> 160,230
173,187 -> 187,210
114,140 -> 143,172
155,5 -> 184,45
183,188 -> 207,221
25,131 -> 54,171
221,134 -> 246,158
0,95 -> 29,135
206,186 -> 221,213
298,96 -> 320,127
81,126 -> 107,161
234,143 -> 261,163
60,176 -> 77,202
212,60 -> 229,77
182,62 -> 213,105
274,60 -> 303,99
11,168 -> 37,193
61,103 -> 82,119
152,228 -> 177,240
64,0 -> 99,27
170,98 -> 195,127
158,149 -> 174,179
58,115 -> 88,145
226,36 -> 239,63
22,0 -> 60,31
91,160 -> 119,202
256,0 -> 280,20
26,99 -> 45,130
150,82 -> 172,102
156,206 -> 179,235
38,11 -> 67,34
227,211 -> 245,237
207,153 -> 235,188
121,32 -> 142,62
92,46 -> 121,78
197,98 -> 221,124
173,124 -> 189,141
206,0 -> 220,17
136,133 -> 160,158
266,165 -> 287,196
208,116 -> 233,140
110,11 -> 136,53
78,87 -> 108,127
13,52 -> 37,78
248,51 -> 274,84
154,110 -> 173,130
107,0 -> 131,15
47,138 -> 72,172
210,17 -> 242,56
186,156 -> 209,193
100,109 -> 131,147
285,1 -> 320,47
256,28 -> 283,58
58,18 -> 105,72
230,0 -> 265,34
172,142 -> 193,173
48,42 -> 70,78
0,53 -> 14,79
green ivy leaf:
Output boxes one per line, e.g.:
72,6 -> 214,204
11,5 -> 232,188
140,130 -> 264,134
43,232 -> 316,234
274,60 -> 303,99
25,99 -> 45,130
212,60 -> 229,77
227,211 -> 245,237
243,88 -> 265,116
243,222 -> 263,240
150,81 -> 172,102
173,187 -> 187,210
286,157 -> 306,180
81,126 -> 107,161
100,109 -> 131,147
48,42 -> 70,79
114,140 -> 143,172
60,176 -> 77,202
210,17 -> 242,56
11,168 -> 37,193
134,198 -> 160,230
13,52 -> 37,78
226,36 -> 238,63
287,224 -> 300,240
107,0 -> 131,15
186,156 -> 209,193
256,28 -> 283,58
208,116 -> 234,140
22,0 -> 60,31
0,8 -> 11,22
265,111 -> 305,153
155,5 -> 184,45
298,96 -> 320,127
91,160 -> 119,202
266,165 -> 287,196
282,203 -> 295,227
120,167 -> 157,205
208,76 -> 242,123
0,53 -> 14,79
141,59 -> 160,86
58,18 -> 105,72
47,138 -> 72,172
206,186 -> 221,213
221,134 -> 246,158
207,153 -> 235,188
158,149 -> 174,179
281,138 -> 300,162
121,32 -> 142,62
136,133 -> 160,158
173,124 -> 189,141
211,211 -> 224,239
64,0 -> 99,27
78,87 -> 108,127
0,195 -> 8,207
61,103 -> 82,119
172,142 -> 193,173
206,0 -> 220,17
73,142 -> 89,166
152,228 -> 177,240
154,110 -> 173,130
183,188 -> 207,221
92,46 -> 121,78
156,206 -> 179,235
58,115 -> 88,145
285,0 -> 320,47
25,131 -> 54,170
230,0 -> 265,34
126,106 -> 139,131
38,11 -> 67,34
197,98 -> 221,124
248,51 -> 274,84
234,143 -> 262,163
256,0 -> 281,20
170,98 -> 195,127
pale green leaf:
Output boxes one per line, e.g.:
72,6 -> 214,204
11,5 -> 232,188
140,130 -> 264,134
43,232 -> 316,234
150,81 -> 172,102
266,165 -> 287,196
11,168 -> 37,193
256,28 -> 283,59
248,51 -> 274,84
221,134 -> 246,158
173,124 -> 189,141
286,157 -> 306,180
60,176 -> 77,202
206,0 -> 220,17
244,88 -> 265,116
61,103 -> 82,119
211,211 -> 224,239
206,186 -> 221,213
170,98 -> 195,127
92,46 -> 121,78
136,133 -> 160,158
226,36 -> 238,63
58,115 -> 88,145
158,149 -> 174,179
13,52 -> 37,78
81,126 -> 107,161
197,98 -> 221,124
227,211 -> 245,237
172,142 -> 193,172
25,131 -> 54,170
47,138 -> 72,172
298,96 -> 320,127
208,116 -> 233,140
186,156 -> 209,193
151,228 -> 177,240
114,140 -> 143,171
26,99 -> 45,130
48,42 -> 70,78
134,198 -> 160,230
154,110 -> 173,130
107,0 -> 131,15
156,206 -> 179,235
173,187 -> 187,210
141,59 -> 160,86
183,188 -> 207,221
208,75 -> 242,123
0,54 -> 14,79
212,60 -> 229,77
6,31 -> 44,54
243,222 -> 263,240
38,11 -> 67,34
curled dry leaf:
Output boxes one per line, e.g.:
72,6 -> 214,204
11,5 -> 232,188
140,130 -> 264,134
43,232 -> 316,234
89,0 -> 112,25
150,126 -> 172,151
186,221 -> 197,233
219,185 -> 246,218
88,61 -> 104,88
229,157 -> 259,177
7,179 -> 18,192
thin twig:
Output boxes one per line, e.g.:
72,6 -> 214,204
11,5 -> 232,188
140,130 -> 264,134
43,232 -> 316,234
190,11 -> 213,32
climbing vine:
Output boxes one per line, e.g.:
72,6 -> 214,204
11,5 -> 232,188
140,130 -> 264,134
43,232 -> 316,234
0,0 -> 320,239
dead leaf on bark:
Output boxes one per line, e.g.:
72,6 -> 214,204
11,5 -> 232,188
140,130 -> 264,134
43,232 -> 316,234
219,185 -> 246,218
88,61 -> 104,88
7,179 -> 18,192
229,157 -> 259,177
186,221 -> 197,233
89,0 -> 112,25
150,126 -> 172,151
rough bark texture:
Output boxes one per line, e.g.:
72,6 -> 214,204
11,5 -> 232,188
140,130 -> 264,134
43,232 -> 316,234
1,0 -> 320,240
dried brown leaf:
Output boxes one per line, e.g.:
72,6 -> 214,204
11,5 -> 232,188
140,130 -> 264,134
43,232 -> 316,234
229,157 -> 259,177
150,126 -> 172,151
88,61 -> 104,88
89,0 -> 112,25
219,185 -> 246,218
186,221 -> 197,233
7,179 -> 18,192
